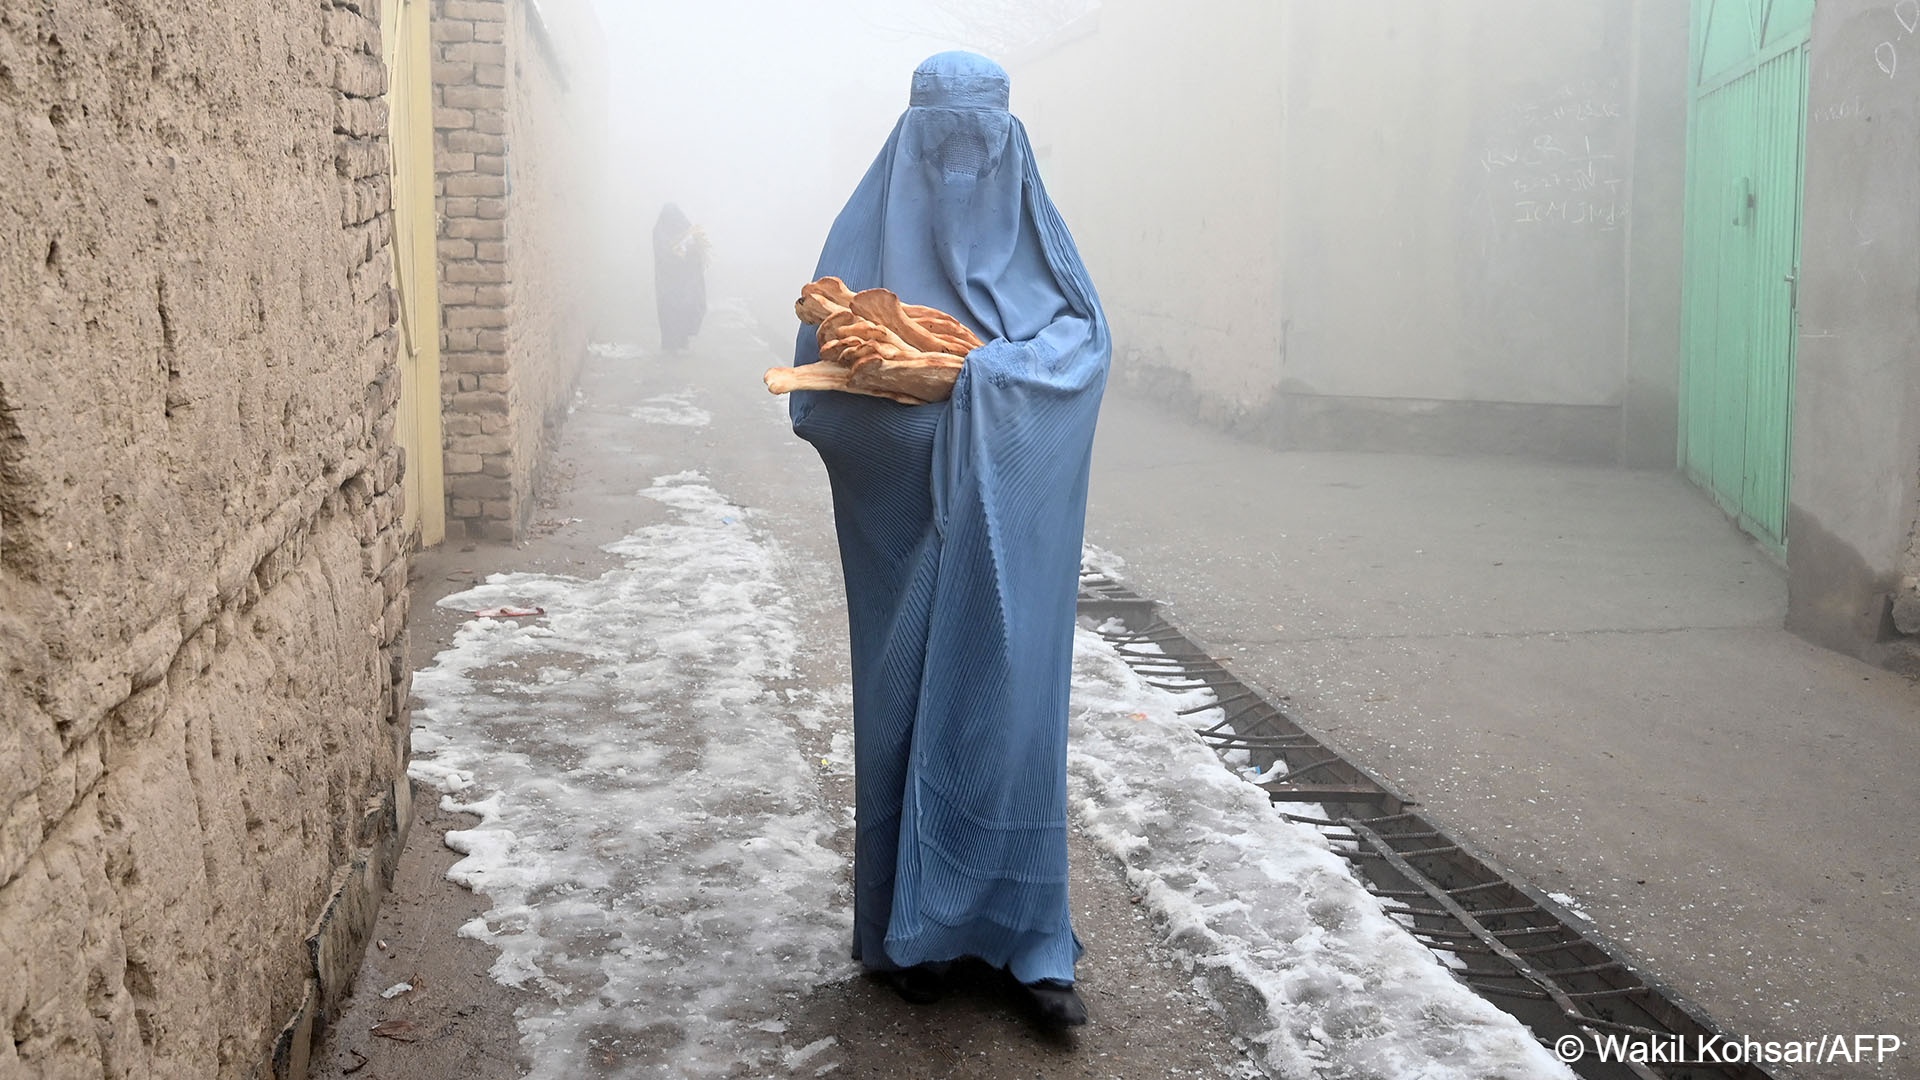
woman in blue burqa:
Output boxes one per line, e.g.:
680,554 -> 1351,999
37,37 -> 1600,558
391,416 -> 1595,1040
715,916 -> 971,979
788,52 -> 1109,1027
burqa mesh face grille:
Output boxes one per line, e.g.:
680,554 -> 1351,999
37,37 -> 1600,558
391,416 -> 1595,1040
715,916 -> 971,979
937,129 -> 990,178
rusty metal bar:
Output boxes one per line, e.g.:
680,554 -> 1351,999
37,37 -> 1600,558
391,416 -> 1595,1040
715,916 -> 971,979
1465,960 -> 1628,979
1355,829 -> 1446,842
1565,987 -> 1654,1002
1122,657 -> 1224,672
1207,698 -> 1287,734
1404,924 -> 1572,942
1283,811 -> 1427,830
1467,982 -> 1552,1001
1263,784 -> 1397,804
1144,676 -> 1236,692
1181,689 -> 1258,715
1256,754 -> 1344,783
1206,737 -> 1321,753
1385,903 -> 1541,919
1335,842 -> 1463,861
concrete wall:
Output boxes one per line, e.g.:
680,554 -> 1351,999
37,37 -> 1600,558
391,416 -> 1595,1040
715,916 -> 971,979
433,0 -> 603,541
1620,0 -> 1691,467
1012,0 -> 1690,463
0,1 -> 414,1077
1789,0 -> 1920,672
1012,5 -> 1288,427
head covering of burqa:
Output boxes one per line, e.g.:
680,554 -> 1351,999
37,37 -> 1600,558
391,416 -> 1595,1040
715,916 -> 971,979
652,203 -> 706,352
790,52 -> 1110,984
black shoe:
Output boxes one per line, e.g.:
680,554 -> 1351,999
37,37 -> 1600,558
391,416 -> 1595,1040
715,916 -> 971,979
881,964 -> 948,1005
1021,979 -> 1088,1027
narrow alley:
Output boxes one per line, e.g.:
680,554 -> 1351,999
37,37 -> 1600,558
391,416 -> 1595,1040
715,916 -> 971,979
315,304 -> 1574,1079
8,3 -> 1920,1080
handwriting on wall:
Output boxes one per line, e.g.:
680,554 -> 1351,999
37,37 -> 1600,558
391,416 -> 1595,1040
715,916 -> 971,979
1875,0 -> 1920,77
1812,95 -> 1865,122
1480,80 -> 1630,234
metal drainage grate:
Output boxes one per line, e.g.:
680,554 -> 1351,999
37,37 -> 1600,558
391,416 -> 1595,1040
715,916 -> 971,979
1076,575 -> 1774,1080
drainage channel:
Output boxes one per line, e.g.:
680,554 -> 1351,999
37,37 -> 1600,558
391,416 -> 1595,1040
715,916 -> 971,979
1076,573 -> 1774,1080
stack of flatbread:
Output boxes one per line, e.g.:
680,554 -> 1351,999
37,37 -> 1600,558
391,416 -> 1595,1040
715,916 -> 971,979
764,277 -> 982,404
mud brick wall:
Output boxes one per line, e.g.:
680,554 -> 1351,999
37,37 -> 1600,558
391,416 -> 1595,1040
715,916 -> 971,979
0,2 -> 412,1078
433,0 -> 602,541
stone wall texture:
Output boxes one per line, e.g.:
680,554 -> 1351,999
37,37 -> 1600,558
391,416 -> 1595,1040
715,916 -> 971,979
0,2 -> 412,1077
433,0 -> 603,541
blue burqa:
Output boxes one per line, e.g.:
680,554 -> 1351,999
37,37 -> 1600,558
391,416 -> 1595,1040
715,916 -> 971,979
790,52 -> 1110,984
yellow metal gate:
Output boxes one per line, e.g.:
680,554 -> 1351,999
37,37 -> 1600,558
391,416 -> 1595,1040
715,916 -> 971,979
382,0 -> 446,546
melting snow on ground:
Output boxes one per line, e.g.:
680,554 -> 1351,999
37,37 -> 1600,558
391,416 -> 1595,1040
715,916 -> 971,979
588,342 -> 647,361
409,472 -> 852,1077
629,392 -> 712,427
1080,542 -> 1129,581
412,467 -> 1572,1079
1067,626 -> 1574,1079
1547,892 -> 1593,924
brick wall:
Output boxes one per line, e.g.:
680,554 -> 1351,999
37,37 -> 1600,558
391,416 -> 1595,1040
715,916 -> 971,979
0,2 -> 411,1077
433,0 -> 603,541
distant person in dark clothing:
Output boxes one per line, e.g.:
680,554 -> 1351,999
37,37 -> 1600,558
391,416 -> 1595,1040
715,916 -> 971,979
653,203 -> 708,352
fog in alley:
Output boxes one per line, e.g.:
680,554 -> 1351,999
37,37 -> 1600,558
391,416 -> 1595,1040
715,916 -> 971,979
559,1 -> 1920,1075
10,0 -> 1920,1077
590,0 -> 1079,349
587,1 -> 1691,472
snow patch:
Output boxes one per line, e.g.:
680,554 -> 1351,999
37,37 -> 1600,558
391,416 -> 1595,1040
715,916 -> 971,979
1547,891 -> 1592,923
1066,627 -> 1576,1080
630,391 -> 712,427
408,470 -> 853,1077
408,462 -> 1574,1079
1080,542 -> 1129,581
588,342 -> 646,361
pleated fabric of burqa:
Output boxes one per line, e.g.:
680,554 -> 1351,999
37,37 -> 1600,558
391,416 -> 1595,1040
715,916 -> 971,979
789,52 -> 1111,984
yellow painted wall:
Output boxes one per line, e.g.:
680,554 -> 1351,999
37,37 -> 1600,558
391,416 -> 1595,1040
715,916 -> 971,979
383,0 -> 447,546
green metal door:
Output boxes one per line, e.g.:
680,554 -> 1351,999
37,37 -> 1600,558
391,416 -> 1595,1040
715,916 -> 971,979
1681,0 -> 1812,551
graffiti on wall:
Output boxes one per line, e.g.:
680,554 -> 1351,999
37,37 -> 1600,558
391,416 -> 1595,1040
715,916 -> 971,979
1874,0 -> 1920,77
1479,79 -> 1631,233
